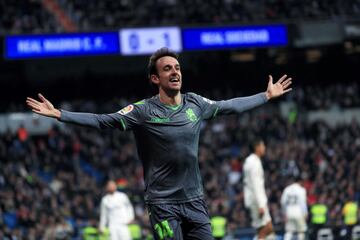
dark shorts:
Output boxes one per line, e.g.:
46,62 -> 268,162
147,198 -> 213,240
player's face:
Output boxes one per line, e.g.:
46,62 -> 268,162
257,141 -> 266,157
152,56 -> 182,92
106,181 -> 117,193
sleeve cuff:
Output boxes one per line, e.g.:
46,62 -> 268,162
261,92 -> 269,102
58,109 -> 67,122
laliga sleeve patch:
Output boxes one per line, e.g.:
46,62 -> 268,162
118,104 -> 134,115
202,97 -> 215,104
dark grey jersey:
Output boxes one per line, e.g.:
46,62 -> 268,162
60,92 -> 267,203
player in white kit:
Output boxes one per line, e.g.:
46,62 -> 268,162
281,177 -> 308,240
243,139 -> 275,240
99,180 -> 135,240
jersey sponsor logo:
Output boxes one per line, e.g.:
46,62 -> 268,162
150,117 -> 170,123
202,97 -> 215,104
154,220 -> 174,239
118,104 -> 134,115
186,108 -> 198,122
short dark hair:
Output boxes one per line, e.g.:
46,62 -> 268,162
148,47 -> 179,79
249,138 -> 264,152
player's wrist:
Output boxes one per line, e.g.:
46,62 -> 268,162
54,109 -> 61,119
264,91 -> 271,100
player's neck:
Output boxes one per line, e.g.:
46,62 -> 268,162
254,152 -> 263,159
158,89 -> 182,106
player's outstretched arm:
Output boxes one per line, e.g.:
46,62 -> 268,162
26,93 -> 61,119
200,74 -> 293,118
264,74 -> 292,100
26,93 -> 125,130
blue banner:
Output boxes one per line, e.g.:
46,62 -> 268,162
5,32 -> 120,59
182,25 -> 288,50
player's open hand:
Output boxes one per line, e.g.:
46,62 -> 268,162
26,93 -> 61,119
265,74 -> 292,100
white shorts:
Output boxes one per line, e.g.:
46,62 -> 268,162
109,225 -> 132,240
247,205 -> 272,229
285,217 -> 307,233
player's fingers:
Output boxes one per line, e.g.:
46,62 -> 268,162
283,81 -> 292,89
26,101 -> 41,111
281,78 -> 292,86
277,74 -> 287,84
26,98 -> 38,106
27,102 -> 41,111
283,88 -> 292,93
38,93 -> 49,103
26,97 -> 40,105
39,93 -> 54,109
268,75 -> 273,84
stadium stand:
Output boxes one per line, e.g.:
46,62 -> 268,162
1,83 -> 359,239
0,0 -> 62,34
54,0 -> 360,30
289,83 -> 360,110
1,83 -> 359,113
1,0 -> 360,239
2,0 -> 360,33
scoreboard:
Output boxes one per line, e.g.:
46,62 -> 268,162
119,27 -> 182,55
4,25 -> 288,59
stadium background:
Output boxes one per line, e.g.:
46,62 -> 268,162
1,0 -> 360,239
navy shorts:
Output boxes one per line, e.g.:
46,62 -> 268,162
147,198 -> 214,240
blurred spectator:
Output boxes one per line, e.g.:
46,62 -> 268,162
99,180 -> 134,240
17,124 -> 28,142
342,200 -> 359,239
281,177 -> 308,240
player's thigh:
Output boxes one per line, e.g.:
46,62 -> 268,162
182,199 -> 213,240
248,204 -> 260,228
147,203 -> 183,240
262,207 -> 272,225
285,218 -> 297,232
295,217 -> 307,232
248,205 -> 271,229
109,225 -> 131,240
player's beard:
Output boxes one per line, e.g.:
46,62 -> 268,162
162,78 -> 182,94
168,80 -> 182,91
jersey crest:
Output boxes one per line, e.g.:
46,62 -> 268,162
186,108 -> 198,122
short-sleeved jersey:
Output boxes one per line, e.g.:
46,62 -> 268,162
118,93 -> 218,203
281,183 -> 308,218
243,153 -> 268,209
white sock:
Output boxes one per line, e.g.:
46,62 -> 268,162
265,233 -> 276,240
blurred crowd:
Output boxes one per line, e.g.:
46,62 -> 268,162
2,0 -> 360,33
289,82 -> 360,110
0,0 -> 61,34
0,82 -> 360,112
1,83 -> 360,239
2,82 -> 360,114
62,0 -> 360,30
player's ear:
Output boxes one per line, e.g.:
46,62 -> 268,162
150,75 -> 160,85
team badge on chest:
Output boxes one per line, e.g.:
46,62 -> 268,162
186,108 -> 198,122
